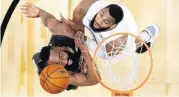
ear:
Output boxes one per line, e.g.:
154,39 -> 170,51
108,24 -> 117,30
67,59 -> 73,65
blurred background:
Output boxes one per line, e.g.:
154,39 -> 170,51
1,0 -> 179,97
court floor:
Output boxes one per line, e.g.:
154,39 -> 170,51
1,0 -> 179,96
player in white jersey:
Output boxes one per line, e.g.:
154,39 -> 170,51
62,0 -> 160,58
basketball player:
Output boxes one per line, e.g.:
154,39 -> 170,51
62,0 -> 160,57
21,3 -> 100,90
33,32 -> 98,90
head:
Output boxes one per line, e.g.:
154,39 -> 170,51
90,4 -> 124,32
39,46 -> 74,67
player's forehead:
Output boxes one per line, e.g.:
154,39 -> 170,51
99,8 -> 110,16
97,8 -> 115,22
52,46 -> 65,51
50,47 -> 67,56
101,7 -> 109,12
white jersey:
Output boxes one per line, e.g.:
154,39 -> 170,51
83,0 -> 138,59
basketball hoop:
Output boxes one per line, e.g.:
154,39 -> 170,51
92,32 -> 153,96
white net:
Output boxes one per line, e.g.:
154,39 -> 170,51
94,33 -> 152,91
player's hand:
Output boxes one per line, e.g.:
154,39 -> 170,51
74,31 -> 88,53
60,14 -> 84,32
20,3 -> 40,18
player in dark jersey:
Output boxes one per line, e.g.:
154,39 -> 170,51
34,35 -> 83,75
33,34 -> 89,90
21,3 -> 99,90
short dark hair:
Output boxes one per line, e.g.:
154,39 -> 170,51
39,46 -> 52,63
39,46 -> 75,64
106,4 -> 124,24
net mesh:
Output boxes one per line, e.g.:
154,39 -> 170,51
94,33 -> 152,91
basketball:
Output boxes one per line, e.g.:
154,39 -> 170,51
40,64 -> 70,94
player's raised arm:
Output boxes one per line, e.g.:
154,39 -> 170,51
20,3 -> 62,33
72,0 -> 98,23
69,32 -> 100,86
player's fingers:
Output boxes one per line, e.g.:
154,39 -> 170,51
80,32 -> 84,39
60,13 -> 64,20
74,32 -> 79,46
21,4 -> 33,11
25,2 -> 33,6
20,6 -> 27,11
21,4 -> 27,8
20,6 -> 28,11
67,19 -> 75,26
74,31 -> 78,39
60,15 -> 73,26
20,4 -> 28,9
22,3 -> 32,8
77,32 -> 82,44
76,32 -> 81,46
21,6 -> 28,11
75,38 -> 80,47
21,7 -> 28,14
66,20 -> 72,26
20,7 -> 27,11
59,12 -> 62,17
77,31 -> 81,38
81,34 -> 85,44
74,35 -> 78,45
25,2 -> 32,4
25,11 -> 33,17
77,32 -> 83,46
79,32 -> 84,42
21,11 -> 28,15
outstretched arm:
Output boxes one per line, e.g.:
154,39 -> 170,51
21,3 -> 62,33
72,0 -> 98,23
39,9 -> 62,33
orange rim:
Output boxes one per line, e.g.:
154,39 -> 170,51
92,32 -> 153,93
